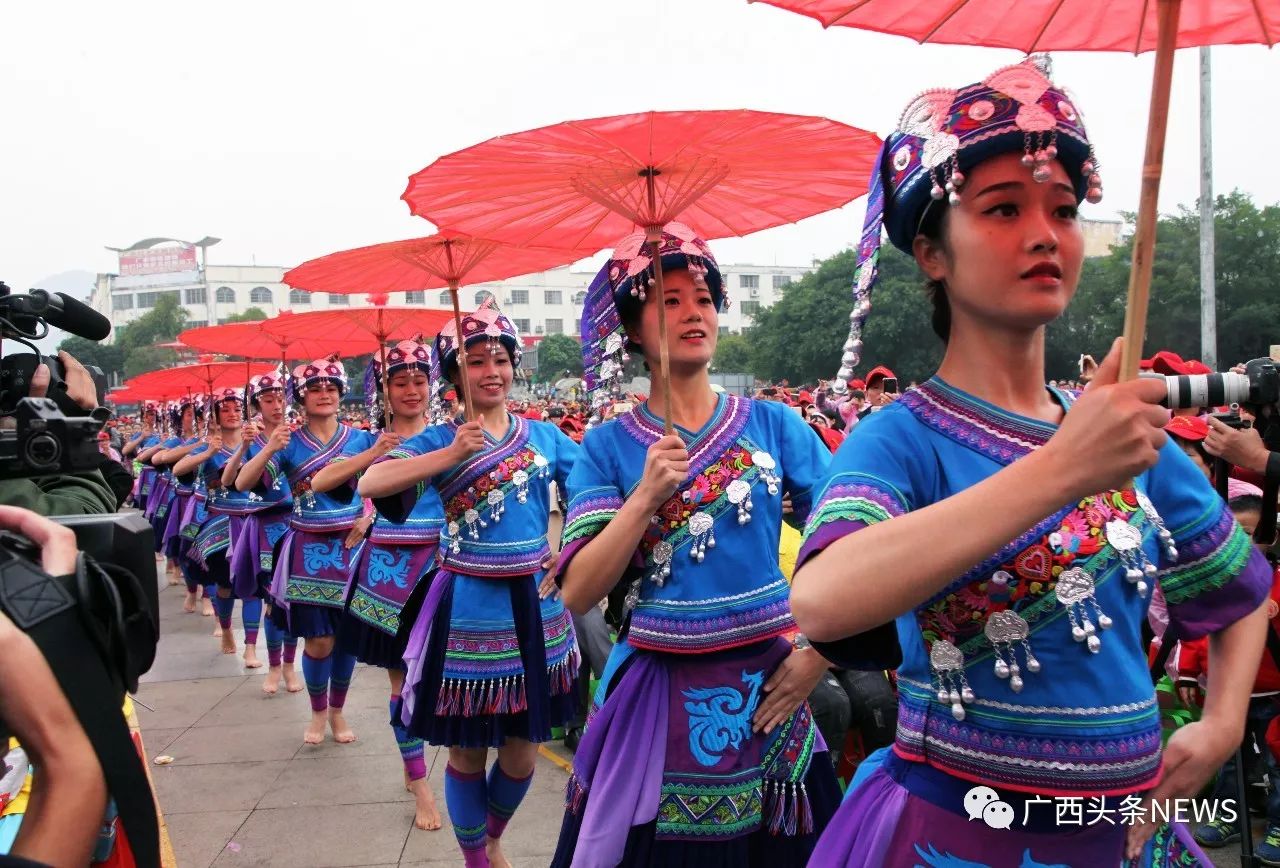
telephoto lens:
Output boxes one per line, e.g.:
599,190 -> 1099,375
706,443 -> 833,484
1157,372 -> 1251,409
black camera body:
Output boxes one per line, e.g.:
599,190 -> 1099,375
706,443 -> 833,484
0,352 -> 108,416
0,398 -> 106,481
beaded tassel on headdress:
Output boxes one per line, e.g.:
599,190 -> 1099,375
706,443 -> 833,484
831,57 -> 1102,395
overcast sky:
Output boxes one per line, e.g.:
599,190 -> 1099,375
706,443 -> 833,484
5,0 -> 1279,313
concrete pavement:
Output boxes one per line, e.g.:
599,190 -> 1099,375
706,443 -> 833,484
136,572 -> 572,868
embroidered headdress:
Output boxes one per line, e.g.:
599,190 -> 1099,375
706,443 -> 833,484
249,371 -> 286,406
288,355 -> 347,405
580,222 -> 724,424
364,337 -> 432,425
433,298 -> 522,378
832,57 -> 1102,393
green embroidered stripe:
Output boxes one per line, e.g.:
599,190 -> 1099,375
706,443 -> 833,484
802,496 -> 895,538
1161,524 -> 1253,606
285,578 -> 346,606
562,509 -> 616,545
655,782 -> 763,837
349,590 -> 400,633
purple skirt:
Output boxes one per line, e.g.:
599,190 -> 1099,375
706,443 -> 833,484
162,491 -> 192,559
808,750 -> 1210,867
270,600 -> 342,639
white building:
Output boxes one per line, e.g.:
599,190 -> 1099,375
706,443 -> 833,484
89,239 -> 814,342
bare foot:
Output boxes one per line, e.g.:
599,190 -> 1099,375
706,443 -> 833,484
486,836 -> 513,868
220,629 -> 236,655
328,709 -> 356,744
201,599 -> 214,617
243,646 -> 263,669
283,664 -> 303,693
263,666 -> 282,695
213,624 -> 224,638
166,574 -> 182,587
409,778 -> 442,831
182,592 -> 196,614
304,712 -> 326,745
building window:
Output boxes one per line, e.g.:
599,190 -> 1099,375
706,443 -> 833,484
405,290 -> 426,304
185,287 -> 207,305
288,288 -> 311,305
513,318 -> 531,333
188,320 -> 208,329
739,274 -> 759,290
113,294 -> 134,311
772,274 -> 793,289
719,326 -> 730,335
328,293 -> 349,305
216,286 -> 235,303
474,290 -> 495,306
545,290 -> 562,305
740,300 -> 762,317
508,289 -> 529,305
439,291 -> 452,305
572,291 -> 586,305
250,286 -> 273,304
545,318 -> 563,334
136,290 -> 178,309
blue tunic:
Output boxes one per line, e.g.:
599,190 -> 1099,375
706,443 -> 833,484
560,393 -> 831,654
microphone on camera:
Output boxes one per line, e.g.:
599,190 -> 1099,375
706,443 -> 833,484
36,291 -> 112,341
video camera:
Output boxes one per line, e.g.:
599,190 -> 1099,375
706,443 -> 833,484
0,281 -> 114,481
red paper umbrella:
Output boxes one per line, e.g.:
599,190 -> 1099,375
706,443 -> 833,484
748,0 -> 1278,53
284,235 -> 591,420
125,361 -> 277,398
179,320 -> 380,362
403,110 -> 880,431
404,110 -> 880,251
259,306 -> 455,348
750,0 -> 1280,378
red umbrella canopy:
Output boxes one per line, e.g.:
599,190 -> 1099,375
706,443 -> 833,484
259,306 -> 456,346
403,110 -> 882,250
284,234 -> 591,295
749,0 -> 1280,52
125,361 -> 277,398
179,320 -> 381,361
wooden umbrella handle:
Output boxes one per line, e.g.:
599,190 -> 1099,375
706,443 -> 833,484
1119,0 -> 1182,382
647,233 -> 675,436
447,281 -> 475,423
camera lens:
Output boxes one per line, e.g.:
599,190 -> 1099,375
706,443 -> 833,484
1163,373 -> 1251,409
23,432 -> 61,469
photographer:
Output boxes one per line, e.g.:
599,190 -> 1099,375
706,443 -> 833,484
0,506 -> 108,867
0,352 -> 116,515
1206,415 -> 1277,485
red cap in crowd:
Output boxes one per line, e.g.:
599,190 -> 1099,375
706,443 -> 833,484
1165,414 -> 1209,442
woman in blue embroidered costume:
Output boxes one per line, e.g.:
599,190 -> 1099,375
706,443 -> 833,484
310,338 -> 444,833
173,388 -> 265,668
792,59 -> 1272,867
227,372 -> 303,695
149,397 -> 215,616
549,224 -> 841,868
359,303 -> 580,868
123,402 -> 162,513
236,356 -> 387,745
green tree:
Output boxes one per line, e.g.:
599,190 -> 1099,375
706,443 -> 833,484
223,307 -> 268,323
745,246 -> 941,385
57,334 -> 125,375
123,345 -> 179,379
712,333 -> 753,374
536,334 -> 584,382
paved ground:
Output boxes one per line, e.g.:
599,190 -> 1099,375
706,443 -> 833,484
137,569 -> 572,868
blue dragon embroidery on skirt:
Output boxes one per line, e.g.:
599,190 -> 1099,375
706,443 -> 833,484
682,669 -> 765,767
913,844 -> 1069,868
367,549 -> 412,588
302,539 -> 344,572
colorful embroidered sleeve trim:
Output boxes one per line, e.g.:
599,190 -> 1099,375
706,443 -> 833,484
562,488 -> 625,545
801,477 -> 907,540
1159,508 -> 1253,606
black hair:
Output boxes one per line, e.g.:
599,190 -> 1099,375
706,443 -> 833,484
917,201 -> 952,343
1230,494 -> 1264,515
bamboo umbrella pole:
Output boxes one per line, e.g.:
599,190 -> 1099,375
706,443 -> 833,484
1119,0 -> 1182,380
643,169 -> 675,436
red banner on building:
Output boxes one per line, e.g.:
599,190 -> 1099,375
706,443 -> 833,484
119,244 -> 197,276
